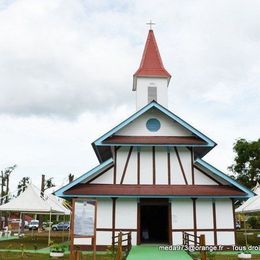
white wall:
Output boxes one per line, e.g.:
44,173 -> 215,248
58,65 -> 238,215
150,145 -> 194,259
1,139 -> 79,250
116,109 -> 192,137
90,167 -> 114,184
155,147 -> 168,184
139,147 -> 153,184
217,232 -> 235,245
172,231 -> 187,245
123,148 -> 138,184
96,199 -> 113,228
170,147 -> 190,184
197,231 -> 215,246
114,146 -> 193,185
177,147 -> 192,184
115,199 -> 137,229
194,168 -> 218,185
215,199 -> 234,229
196,199 -> 213,229
135,77 -> 168,109
96,231 -> 112,245
116,147 -> 130,184
171,199 -> 193,229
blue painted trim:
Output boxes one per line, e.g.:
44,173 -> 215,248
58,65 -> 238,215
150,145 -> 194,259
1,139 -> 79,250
94,101 -> 216,147
54,158 -> 113,197
195,158 -> 255,198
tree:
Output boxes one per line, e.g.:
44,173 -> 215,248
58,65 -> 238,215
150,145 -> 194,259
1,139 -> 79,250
17,177 -> 30,196
40,174 -> 55,196
229,138 -> 260,189
0,164 -> 17,204
68,173 -> 74,183
38,174 -> 55,229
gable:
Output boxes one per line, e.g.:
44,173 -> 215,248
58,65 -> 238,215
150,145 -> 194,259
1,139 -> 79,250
93,102 -> 216,151
194,167 -> 221,185
194,158 -> 255,198
89,167 -> 114,184
116,108 -> 192,137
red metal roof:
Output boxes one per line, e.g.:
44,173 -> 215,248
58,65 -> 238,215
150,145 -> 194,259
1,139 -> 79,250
65,184 -> 245,197
134,30 -> 171,79
103,135 -> 207,145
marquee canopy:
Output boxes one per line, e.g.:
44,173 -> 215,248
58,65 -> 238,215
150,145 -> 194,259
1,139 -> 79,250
0,183 -> 70,215
236,184 -> 259,213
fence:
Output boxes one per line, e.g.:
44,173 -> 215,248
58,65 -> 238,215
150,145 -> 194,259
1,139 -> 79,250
183,232 -> 206,260
112,231 -> 132,260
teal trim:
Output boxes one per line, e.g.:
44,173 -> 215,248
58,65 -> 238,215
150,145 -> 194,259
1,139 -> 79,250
94,101 -> 216,147
195,158 -> 255,198
54,158 -> 113,197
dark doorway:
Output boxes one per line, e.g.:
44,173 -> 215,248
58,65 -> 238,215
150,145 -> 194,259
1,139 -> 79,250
140,199 -> 169,244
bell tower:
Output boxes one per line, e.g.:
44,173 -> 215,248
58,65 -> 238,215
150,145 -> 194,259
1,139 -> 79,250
133,29 -> 171,110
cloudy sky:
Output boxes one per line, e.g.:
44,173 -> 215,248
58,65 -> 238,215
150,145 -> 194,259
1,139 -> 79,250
0,0 -> 259,193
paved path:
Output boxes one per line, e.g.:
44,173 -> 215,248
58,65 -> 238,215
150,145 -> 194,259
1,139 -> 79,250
127,245 -> 192,260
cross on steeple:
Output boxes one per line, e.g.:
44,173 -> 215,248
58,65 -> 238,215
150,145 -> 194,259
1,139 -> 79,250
146,19 -> 155,30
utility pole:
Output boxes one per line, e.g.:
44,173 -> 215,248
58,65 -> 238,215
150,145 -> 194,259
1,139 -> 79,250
0,171 -> 4,205
41,174 -> 45,196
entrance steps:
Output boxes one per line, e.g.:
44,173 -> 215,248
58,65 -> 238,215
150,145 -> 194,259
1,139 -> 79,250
127,245 -> 192,260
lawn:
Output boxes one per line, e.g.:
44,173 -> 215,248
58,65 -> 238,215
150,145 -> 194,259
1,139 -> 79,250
0,252 -> 115,260
0,231 -> 69,250
236,229 -> 260,246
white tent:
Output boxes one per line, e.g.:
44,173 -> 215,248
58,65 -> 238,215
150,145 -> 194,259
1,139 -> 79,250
236,184 -> 259,213
0,183 -> 70,215
0,183 -> 71,244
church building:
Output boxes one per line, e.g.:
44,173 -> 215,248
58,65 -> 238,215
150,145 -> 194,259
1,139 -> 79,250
55,29 -> 254,248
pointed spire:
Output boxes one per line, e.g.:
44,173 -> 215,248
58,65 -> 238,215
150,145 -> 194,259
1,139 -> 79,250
133,30 -> 171,90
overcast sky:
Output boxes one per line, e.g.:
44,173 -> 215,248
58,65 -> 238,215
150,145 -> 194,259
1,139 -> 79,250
0,0 -> 259,193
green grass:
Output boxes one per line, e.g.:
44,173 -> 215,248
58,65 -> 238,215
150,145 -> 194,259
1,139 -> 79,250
0,252 -> 115,260
0,235 -> 67,250
236,230 -> 260,246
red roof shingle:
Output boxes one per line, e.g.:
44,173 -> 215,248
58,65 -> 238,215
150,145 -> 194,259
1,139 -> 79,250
134,30 -> 171,79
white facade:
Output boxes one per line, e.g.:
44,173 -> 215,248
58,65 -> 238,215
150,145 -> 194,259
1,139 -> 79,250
76,197 -> 235,246
90,146 -> 227,186
65,29 -> 244,251
135,77 -> 169,109
116,109 -> 192,137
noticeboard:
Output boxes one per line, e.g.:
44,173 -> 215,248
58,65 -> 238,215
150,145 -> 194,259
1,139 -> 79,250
73,199 -> 97,238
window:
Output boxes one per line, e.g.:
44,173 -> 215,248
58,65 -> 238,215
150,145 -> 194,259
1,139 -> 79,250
148,87 -> 157,103
146,118 -> 161,132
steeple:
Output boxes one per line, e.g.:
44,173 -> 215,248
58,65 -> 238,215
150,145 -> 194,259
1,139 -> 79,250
133,30 -> 171,109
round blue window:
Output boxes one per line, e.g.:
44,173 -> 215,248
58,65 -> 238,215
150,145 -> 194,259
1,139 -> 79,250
146,118 -> 161,132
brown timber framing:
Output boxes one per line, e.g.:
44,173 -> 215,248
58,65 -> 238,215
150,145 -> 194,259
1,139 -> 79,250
191,147 -> 195,185
153,146 -> 156,185
231,198 -> 237,244
97,228 -> 137,232
168,201 -> 172,244
120,146 -> 133,184
137,148 -> 140,185
113,147 -> 117,184
137,201 -> 141,245
192,198 -> 197,244
212,200 -> 217,245
112,197 -> 117,248
167,149 -> 171,185
193,165 -> 223,185
174,147 -> 188,185
172,228 -> 234,232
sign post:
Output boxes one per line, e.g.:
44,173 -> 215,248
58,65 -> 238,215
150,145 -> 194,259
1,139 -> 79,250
70,199 -> 97,260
